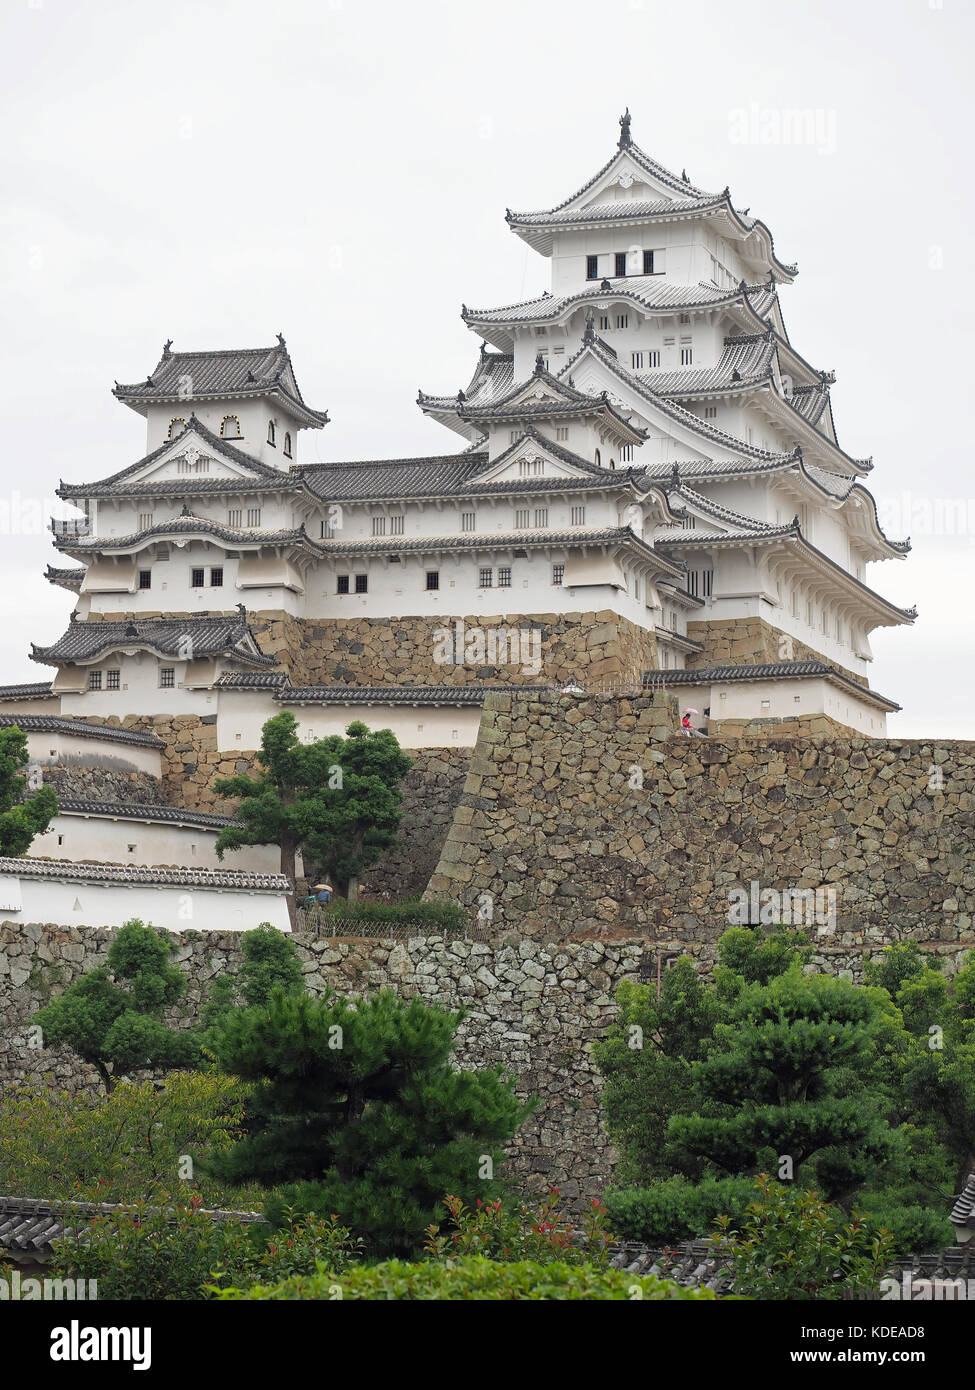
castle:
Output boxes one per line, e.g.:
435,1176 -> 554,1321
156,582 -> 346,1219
0,114 -> 916,929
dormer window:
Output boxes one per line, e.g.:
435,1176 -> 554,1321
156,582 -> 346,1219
283,432 -> 292,458
220,415 -> 242,439
267,421 -> 276,447
168,418 -> 186,440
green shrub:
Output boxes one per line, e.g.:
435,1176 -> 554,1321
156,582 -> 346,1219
711,1176 -> 897,1301
0,1073 -> 262,1210
605,1176 -> 756,1243
53,1204 -> 360,1301
211,1255 -> 717,1300
852,1197 -> 952,1255
422,1190 -> 613,1267
317,898 -> 466,934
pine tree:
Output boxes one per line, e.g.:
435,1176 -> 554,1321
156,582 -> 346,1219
32,920 -> 200,1091
0,724 -> 58,855
205,987 -> 532,1255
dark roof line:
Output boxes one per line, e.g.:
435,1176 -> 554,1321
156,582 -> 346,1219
643,661 -> 900,711
0,714 -> 165,748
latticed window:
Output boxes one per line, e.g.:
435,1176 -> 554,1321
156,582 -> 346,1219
159,667 -> 175,688
615,252 -> 627,278
643,250 -> 655,274
337,575 -> 350,594
571,506 -> 585,526
389,515 -> 404,535
191,568 -> 205,587
354,574 -> 368,594
372,516 -> 386,537
479,567 -> 493,587
88,671 -> 102,690
461,511 -> 476,532
498,567 -> 511,587
139,570 -> 151,589
586,254 -> 598,280
514,509 -> 530,528
210,568 -> 223,587
426,571 -> 439,591
246,508 -> 262,528
106,669 -> 120,690
534,508 -> 548,528
552,563 -> 564,586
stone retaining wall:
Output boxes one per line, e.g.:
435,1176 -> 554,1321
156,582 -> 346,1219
360,748 -> 473,899
686,615 -> 868,687
425,690 -> 975,942
3,924 -> 961,1201
42,766 -> 161,804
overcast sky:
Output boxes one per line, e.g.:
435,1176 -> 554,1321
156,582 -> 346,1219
1,0 -> 972,736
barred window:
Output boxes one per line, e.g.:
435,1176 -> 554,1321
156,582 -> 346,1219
210,567 -> 224,587
354,574 -> 368,594
389,515 -> 404,535
426,570 -> 439,591
498,566 -> 511,587
479,567 -> 493,587
138,570 -> 151,590
616,314 -> 628,329
88,670 -> 102,691
647,350 -> 660,368
159,667 -> 175,688
191,568 -> 205,587
552,563 -> 564,586
138,513 -> 154,531
106,669 -> 120,690
643,250 -> 654,274
570,506 -> 586,526
555,426 -> 569,441
228,508 -> 243,527
461,511 -> 476,532
372,516 -> 386,537
514,508 -> 530,529
337,574 -> 350,594
246,508 -> 262,528
534,508 -> 548,528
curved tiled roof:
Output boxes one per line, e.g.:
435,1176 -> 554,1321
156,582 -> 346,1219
0,714 -> 165,748
299,452 -> 490,502
113,340 -> 328,426
30,617 -> 278,669
58,416 -> 298,499
641,333 -> 777,397
463,277 -> 730,327
53,799 -> 240,829
0,1196 -> 266,1260
0,682 -> 55,702
643,661 -> 900,711
0,857 -> 290,890
56,511 -> 320,555
45,566 -> 85,593
418,349 -> 515,414
276,685 -> 500,705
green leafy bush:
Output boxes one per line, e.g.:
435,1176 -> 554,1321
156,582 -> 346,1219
212,1255 -> 717,1300
0,1073 -> 262,1209
316,898 -> 466,934
852,1196 -> 952,1255
604,1176 -> 756,1243
53,1204 -> 360,1301
422,1190 -> 613,1267
711,1175 -> 896,1301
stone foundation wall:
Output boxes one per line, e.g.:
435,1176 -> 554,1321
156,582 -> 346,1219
426,690 -> 975,942
360,748 -> 473,899
4,924 -> 962,1200
686,615 -> 869,687
42,765 -> 161,804
709,713 -> 858,738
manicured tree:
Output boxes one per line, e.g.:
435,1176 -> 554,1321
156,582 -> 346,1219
213,712 -> 412,916
0,724 -> 58,854
205,987 -> 532,1256
201,923 -> 305,1033
668,964 -> 893,1202
32,920 -> 200,1091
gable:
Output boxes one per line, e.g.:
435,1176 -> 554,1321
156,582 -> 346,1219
125,436 -> 273,488
564,355 -> 714,463
471,438 -> 598,486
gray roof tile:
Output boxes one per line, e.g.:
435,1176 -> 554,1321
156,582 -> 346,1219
0,857 -> 290,891
30,617 -> 278,669
0,714 -> 165,748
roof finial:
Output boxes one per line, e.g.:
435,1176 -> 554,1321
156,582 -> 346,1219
534,350 -> 545,374
276,332 -> 286,348
618,108 -> 632,150
180,503 -> 191,516
670,461 -> 681,488
162,339 -> 173,357
236,602 -> 247,619
583,309 -> 596,346
681,169 -> 690,184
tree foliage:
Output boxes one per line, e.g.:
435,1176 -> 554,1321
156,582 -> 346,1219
0,724 -> 58,855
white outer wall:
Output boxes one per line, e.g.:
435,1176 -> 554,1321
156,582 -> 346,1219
663,675 -> 888,734
22,729 -> 162,778
0,875 -> 291,932
31,814 -> 281,873
218,689 -> 482,751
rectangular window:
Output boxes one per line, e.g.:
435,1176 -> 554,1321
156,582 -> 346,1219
647,350 -> 660,368
555,426 -> 569,441
643,249 -> 654,274
228,508 -> 243,527
159,667 -> 175,689
682,515 -> 696,530
571,505 -> 586,525
679,313 -> 691,325
703,405 -> 717,419
614,251 -> 627,278
138,513 -> 154,531
702,570 -> 713,598
246,508 -> 262,528
138,570 -> 151,590
479,567 -> 493,588
320,520 -> 334,539
389,515 -> 404,535
616,314 -> 629,329
687,571 -> 699,597
515,508 -> 530,529
534,507 -> 549,528
621,445 -> 633,463
372,516 -> 386,537
586,254 -> 598,280
461,511 -> 476,531
88,670 -> 102,691
426,570 -> 439,591
631,351 -> 644,369
552,563 -> 564,586
337,574 -> 350,594
106,669 -> 120,690
680,337 -> 693,366
497,566 -> 511,587
191,567 -> 205,588
354,574 -> 368,594
210,567 -> 223,587
598,315 -> 610,331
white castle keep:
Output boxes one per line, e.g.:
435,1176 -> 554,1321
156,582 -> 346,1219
0,115 -> 915,926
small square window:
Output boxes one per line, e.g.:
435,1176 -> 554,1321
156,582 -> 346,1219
191,568 -> 205,588
138,570 -> 151,590
426,570 -> 439,591
88,670 -> 102,690
354,573 -> 368,594
210,567 -> 223,587
106,669 -> 120,690
461,511 -> 476,532
479,568 -> 493,588
571,506 -> 586,525
515,509 -> 530,529
159,667 -> 175,689
228,508 -> 243,527
498,566 -> 511,588
372,516 -> 386,537
552,563 -> 565,586
534,508 -> 548,528
389,515 -> 404,535
337,574 -> 350,594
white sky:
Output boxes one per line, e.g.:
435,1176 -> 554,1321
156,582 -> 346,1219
1,0 -> 972,736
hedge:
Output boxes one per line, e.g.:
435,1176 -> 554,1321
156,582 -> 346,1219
604,1177 -> 757,1244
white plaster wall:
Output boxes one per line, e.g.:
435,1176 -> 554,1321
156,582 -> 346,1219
0,874 -> 291,932
31,813 -> 280,873
144,399 -> 303,467
22,730 -> 162,778
216,688 -> 482,751
59,657 -> 222,717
